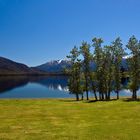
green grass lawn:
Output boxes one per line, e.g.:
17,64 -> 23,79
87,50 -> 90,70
0,99 -> 140,140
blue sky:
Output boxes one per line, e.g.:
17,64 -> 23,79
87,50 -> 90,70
0,0 -> 140,66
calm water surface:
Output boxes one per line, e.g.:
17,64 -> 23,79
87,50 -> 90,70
0,76 -> 139,98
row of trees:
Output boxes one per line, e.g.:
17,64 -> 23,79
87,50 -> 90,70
67,36 -> 140,101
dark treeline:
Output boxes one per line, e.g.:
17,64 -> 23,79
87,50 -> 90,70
67,36 -> 140,101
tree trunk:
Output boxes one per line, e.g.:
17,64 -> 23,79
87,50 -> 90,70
105,92 -> 108,100
116,91 -> 119,99
132,90 -> 137,100
99,93 -> 101,100
76,93 -> 79,101
101,93 -> 104,100
132,91 -> 134,99
81,93 -> 84,100
93,91 -> 98,100
86,90 -> 89,100
107,91 -> 110,100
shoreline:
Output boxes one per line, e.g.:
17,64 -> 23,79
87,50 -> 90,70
0,96 -> 139,100
0,73 -> 70,76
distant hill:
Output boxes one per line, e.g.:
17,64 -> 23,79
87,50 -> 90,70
34,60 -> 71,73
0,56 -> 41,75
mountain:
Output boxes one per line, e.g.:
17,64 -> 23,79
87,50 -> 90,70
0,56 -> 41,75
34,58 -> 128,73
0,56 -> 128,75
34,60 -> 71,73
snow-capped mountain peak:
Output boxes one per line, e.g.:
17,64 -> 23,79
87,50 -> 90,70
34,59 -> 71,73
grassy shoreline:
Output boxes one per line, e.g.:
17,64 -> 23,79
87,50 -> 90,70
0,98 -> 140,140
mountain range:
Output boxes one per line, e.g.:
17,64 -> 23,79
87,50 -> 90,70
0,56 -> 128,75
33,59 -> 128,72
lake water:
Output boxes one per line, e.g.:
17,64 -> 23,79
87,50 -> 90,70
0,76 -> 139,98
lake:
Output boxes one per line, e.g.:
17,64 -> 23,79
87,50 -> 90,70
0,76 -> 139,98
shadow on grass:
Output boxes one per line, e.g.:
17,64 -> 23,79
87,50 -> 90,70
85,98 -> 118,103
58,98 -> 140,103
59,98 -> 120,103
59,99 -> 99,103
123,98 -> 140,102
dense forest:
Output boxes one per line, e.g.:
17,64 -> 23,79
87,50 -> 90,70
67,36 -> 140,101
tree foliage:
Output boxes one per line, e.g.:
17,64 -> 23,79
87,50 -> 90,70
67,46 -> 82,101
67,36 -> 140,101
126,36 -> 140,99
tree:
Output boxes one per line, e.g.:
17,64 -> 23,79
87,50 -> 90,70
90,72 -> 98,100
126,36 -> 140,100
80,42 -> 91,100
67,46 -> 82,101
102,45 -> 115,100
92,38 -> 104,100
111,37 -> 125,99
67,36 -> 140,101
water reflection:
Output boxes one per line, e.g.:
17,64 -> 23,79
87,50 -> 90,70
30,76 -> 69,91
0,76 -> 139,98
0,76 -> 29,93
0,76 -> 68,94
